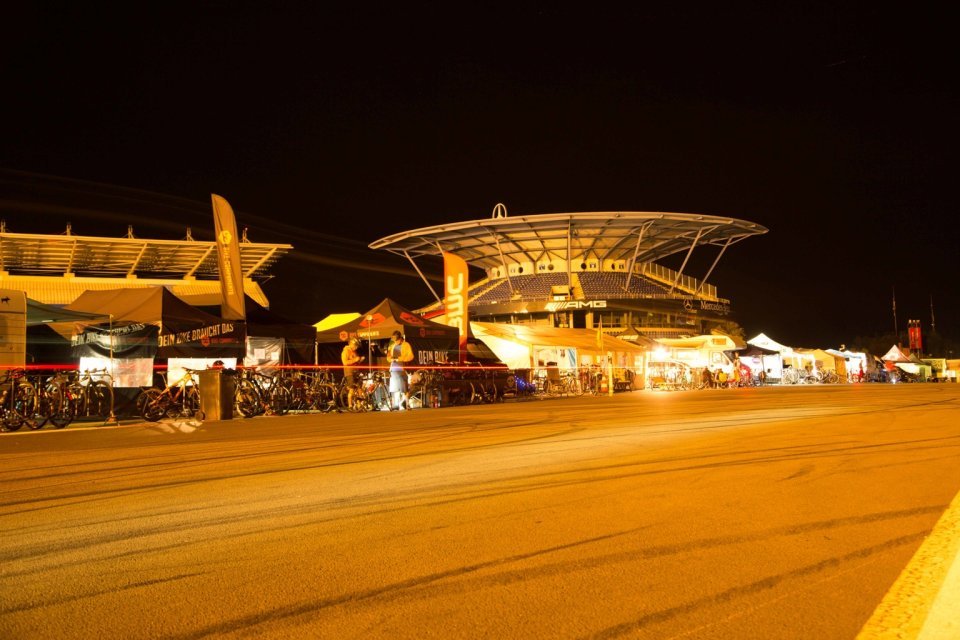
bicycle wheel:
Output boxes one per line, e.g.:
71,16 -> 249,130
139,389 -> 166,422
371,383 -> 391,411
338,385 -> 356,412
66,382 -> 84,418
16,381 -> 40,430
44,382 -> 75,429
269,385 -> 292,415
1,384 -> 26,430
2,408 -> 23,431
183,386 -> 201,417
86,381 -> 114,417
568,378 -> 583,396
32,382 -> 55,429
503,375 -> 517,398
235,379 -> 261,418
311,382 -> 338,412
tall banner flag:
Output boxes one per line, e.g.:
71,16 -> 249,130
443,251 -> 469,362
211,194 -> 246,321
908,320 -> 923,352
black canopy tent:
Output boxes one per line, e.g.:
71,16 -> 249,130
724,343 -> 781,359
315,298 -> 458,367
26,298 -> 111,366
199,295 -> 316,365
65,287 -> 245,359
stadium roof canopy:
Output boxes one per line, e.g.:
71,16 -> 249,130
369,211 -> 767,271
0,230 -> 292,279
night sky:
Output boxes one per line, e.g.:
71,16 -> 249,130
2,5 -> 956,349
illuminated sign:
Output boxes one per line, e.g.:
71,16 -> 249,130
545,300 -> 608,311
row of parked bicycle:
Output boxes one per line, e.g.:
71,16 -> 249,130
136,365 -> 623,421
2,364 -> 633,430
0,369 -> 115,431
135,366 -> 516,422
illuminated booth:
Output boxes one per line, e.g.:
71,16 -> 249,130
746,333 -> 791,382
470,321 -> 647,391
881,344 -> 932,382
727,343 -> 781,383
63,288 -> 245,405
315,298 -> 459,368
652,333 -> 741,370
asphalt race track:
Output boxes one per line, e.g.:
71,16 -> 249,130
2,384 -> 959,639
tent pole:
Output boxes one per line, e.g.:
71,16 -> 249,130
105,313 -> 117,425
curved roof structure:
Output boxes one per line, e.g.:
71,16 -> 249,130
369,211 -> 767,270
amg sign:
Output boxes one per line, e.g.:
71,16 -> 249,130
545,300 -> 608,311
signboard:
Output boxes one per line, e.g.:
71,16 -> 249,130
443,252 -> 469,362
211,194 -> 246,321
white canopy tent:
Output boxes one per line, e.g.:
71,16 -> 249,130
746,332 -> 791,380
470,321 -> 646,372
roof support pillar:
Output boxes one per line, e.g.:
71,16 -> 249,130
669,227 -> 705,294
694,237 -> 734,297
186,245 -> 216,278
493,234 -> 514,293
244,246 -> 277,277
128,242 -> 149,277
403,250 -> 443,305
566,221 -> 572,288
624,222 -> 652,292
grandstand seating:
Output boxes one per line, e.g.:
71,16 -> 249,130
577,272 -> 670,297
471,279 -> 513,305
514,273 -> 568,298
470,272 -> 673,304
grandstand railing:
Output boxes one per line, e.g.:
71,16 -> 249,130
638,263 -> 717,299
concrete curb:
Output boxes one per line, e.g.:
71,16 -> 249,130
857,488 -> 960,639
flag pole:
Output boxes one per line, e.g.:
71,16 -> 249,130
892,285 -> 899,345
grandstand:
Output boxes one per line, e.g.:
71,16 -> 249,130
0,225 -> 292,307
370,209 -> 767,339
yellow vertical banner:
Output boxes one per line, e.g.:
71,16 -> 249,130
443,251 -> 469,363
211,194 -> 246,321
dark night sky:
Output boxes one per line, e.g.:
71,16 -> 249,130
2,4 -> 957,348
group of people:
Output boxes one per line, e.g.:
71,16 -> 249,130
341,330 -> 414,410
699,360 -> 760,388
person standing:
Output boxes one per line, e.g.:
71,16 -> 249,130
341,338 -> 365,409
387,330 -> 414,410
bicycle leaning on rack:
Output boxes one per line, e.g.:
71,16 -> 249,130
340,370 -> 390,412
0,369 -> 39,432
138,369 -> 202,422
235,367 -> 293,418
34,370 -> 76,429
68,368 -> 114,419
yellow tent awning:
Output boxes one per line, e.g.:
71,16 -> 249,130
313,312 -> 361,332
